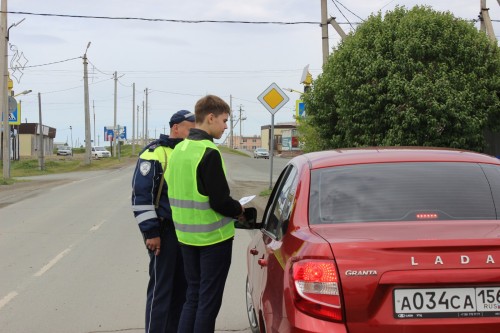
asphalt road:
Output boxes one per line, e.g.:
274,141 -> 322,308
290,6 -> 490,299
0,153 -> 289,333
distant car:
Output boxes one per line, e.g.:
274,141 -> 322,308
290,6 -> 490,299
238,147 -> 500,333
91,146 -> 111,158
56,146 -> 72,156
253,148 -> 269,159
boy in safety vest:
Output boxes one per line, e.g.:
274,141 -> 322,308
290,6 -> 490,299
166,95 -> 245,333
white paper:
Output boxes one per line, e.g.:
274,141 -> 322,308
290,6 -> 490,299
239,195 -> 256,206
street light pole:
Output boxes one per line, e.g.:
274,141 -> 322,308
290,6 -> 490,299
1,0 -> 8,179
1,9 -> 24,179
83,41 -> 91,165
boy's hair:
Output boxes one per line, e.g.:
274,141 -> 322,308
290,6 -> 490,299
195,95 -> 230,123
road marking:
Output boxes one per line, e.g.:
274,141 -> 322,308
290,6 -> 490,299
90,219 -> 106,232
34,248 -> 71,277
0,291 -> 18,310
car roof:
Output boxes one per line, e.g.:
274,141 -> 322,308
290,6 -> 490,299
294,147 -> 500,170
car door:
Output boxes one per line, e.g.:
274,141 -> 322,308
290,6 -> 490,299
255,164 -> 299,331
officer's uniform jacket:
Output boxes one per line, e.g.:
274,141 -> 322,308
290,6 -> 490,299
131,134 -> 183,239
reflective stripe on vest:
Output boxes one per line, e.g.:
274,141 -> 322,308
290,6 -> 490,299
167,139 -> 235,246
168,198 -> 211,210
173,216 -> 234,233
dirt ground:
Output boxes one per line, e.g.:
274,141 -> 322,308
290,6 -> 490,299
0,179 -> 73,209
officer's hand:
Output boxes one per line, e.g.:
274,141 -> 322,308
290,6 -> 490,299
146,237 -> 161,256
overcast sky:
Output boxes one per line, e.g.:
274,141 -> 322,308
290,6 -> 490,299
6,0 -> 500,147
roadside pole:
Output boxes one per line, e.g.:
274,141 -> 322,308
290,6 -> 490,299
257,83 -> 290,189
37,92 -> 44,170
269,113 -> 275,189
1,0 -> 8,179
132,83 -> 135,155
83,42 -> 91,165
113,71 -> 117,157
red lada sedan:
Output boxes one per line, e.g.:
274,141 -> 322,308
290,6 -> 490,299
240,148 -> 500,333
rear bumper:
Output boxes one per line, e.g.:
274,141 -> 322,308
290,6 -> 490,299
263,311 -> 348,333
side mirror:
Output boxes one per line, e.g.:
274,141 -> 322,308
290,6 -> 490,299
234,207 -> 260,229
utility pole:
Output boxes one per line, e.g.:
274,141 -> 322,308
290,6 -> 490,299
320,0 -> 347,66
113,71 -> 117,157
37,92 -> 44,170
229,94 -> 233,149
145,88 -> 149,144
132,83 -> 135,155
136,105 -> 139,147
1,0 -> 8,179
92,100 -> 95,147
83,42 -> 91,165
239,104 -> 245,148
480,0 -> 497,42
142,100 -> 145,146
329,17 -> 347,40
320,0 -> 329,66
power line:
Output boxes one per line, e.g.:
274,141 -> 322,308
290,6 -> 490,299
41,77 -> 112,95
87,58 -> 114,76
332,0 -> 365,22
17,56 -> 81,69
149,89 -> 204,97
330,0 -> 355,30
5,10 -> 360,25
6,11 -> 318,25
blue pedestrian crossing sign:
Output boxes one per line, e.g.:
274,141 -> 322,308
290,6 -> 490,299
295,100 -> 305,119
1,96 -> 20,125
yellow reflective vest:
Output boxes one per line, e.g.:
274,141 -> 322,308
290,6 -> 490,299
166,139 -> 235,246
139,145 -> 171,169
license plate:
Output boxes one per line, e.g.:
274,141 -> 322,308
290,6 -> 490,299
394,287 -> 500,319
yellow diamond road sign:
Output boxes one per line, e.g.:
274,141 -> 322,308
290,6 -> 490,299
257,82 -> 290,115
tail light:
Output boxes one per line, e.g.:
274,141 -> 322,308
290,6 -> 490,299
291,260 -> 343,322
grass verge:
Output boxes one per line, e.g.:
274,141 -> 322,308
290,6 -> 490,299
1,144 -> 244,184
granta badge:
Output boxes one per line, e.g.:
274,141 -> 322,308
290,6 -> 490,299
140,161 -> 151,176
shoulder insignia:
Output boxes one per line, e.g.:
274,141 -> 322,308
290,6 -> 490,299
139,161 -> 152,176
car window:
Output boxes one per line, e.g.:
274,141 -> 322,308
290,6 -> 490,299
309,162 -> 500,224
262,165 -> 299,239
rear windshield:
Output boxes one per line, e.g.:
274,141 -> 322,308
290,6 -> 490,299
309,162 -> 500,224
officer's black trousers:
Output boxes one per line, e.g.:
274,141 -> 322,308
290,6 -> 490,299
145,221 -> 187,333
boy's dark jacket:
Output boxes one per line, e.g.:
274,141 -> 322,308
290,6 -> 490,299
188,128 -> 242,218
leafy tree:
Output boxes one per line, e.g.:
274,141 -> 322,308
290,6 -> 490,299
301,6 -> 500,152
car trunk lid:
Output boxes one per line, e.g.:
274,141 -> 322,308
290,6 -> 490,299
311,221 -> 500,333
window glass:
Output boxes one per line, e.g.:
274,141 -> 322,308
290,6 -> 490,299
309,162 -> 498,224
264,166 -> 298,238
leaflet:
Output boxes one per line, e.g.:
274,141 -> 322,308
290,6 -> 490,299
239,195 -> 256,206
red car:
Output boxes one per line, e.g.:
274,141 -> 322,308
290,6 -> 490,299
239,148 -> 500,333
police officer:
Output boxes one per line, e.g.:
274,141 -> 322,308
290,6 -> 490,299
131,110 -> 195,333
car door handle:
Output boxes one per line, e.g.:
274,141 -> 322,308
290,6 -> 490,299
250,248 -> 259,255
258,259 -> 268,267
